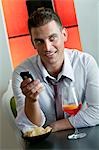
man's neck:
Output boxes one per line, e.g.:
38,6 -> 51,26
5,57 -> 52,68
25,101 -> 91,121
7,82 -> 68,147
46,60 -> 64,78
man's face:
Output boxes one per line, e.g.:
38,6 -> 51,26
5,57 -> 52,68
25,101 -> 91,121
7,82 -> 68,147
31,20 -> 67,67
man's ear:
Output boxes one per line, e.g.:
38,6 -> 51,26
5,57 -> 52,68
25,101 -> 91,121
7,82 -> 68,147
62,28 -> 68,42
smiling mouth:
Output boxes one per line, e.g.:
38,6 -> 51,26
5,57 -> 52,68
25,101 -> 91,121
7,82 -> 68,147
45,51 -> 56,57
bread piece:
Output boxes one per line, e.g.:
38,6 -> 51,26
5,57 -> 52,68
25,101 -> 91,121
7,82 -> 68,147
24,126 -> 48,137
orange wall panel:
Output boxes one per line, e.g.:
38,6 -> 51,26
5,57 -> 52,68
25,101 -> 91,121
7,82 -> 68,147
53,0 -> 77,27
9,36 -> 37,68
65,27 -> 82,50
2,0 -> 29,37
2,0 -> 82,68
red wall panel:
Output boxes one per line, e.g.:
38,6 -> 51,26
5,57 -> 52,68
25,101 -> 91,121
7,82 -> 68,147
53,0 -> 77,27
65,27 -> 82,50
2,0 -> 29,37
2,0 -> 82,68
9,36 -> 37,67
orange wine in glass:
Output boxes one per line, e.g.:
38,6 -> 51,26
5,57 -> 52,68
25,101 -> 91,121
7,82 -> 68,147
62,86 -> 87,139
62,103 -> 82,116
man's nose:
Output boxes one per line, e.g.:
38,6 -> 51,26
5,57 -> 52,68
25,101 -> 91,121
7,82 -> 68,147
44,40 -> 52,51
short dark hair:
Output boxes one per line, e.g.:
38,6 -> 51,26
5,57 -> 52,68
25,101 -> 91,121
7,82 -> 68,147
28,7 -> 63,33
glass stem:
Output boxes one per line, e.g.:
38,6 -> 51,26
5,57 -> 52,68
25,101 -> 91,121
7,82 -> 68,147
74,127 -> 79,134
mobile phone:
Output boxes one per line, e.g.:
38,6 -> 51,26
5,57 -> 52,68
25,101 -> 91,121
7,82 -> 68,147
20,71 -> 34,80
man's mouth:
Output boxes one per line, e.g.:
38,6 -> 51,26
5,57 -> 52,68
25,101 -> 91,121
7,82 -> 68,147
45,51 -> 56,57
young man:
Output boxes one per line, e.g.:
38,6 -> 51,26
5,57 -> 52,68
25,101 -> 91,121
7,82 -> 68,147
12,8 -> 99,133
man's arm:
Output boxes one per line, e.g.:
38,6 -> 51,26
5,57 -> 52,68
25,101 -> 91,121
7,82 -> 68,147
25,98 -> 43,126
50,55 -> 99,132
20,78 -> 44,126
49,119 -> 74,132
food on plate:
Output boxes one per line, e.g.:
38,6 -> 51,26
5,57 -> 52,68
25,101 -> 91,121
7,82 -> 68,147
23,126 -> 52,137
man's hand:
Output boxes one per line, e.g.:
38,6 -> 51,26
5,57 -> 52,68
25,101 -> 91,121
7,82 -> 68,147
20,78 -> 44,102
49,119 -> 74,132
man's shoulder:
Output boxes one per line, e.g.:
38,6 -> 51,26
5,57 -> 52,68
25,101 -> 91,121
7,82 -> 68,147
64,48 -> 95,66
65,48 -> 93,58
13,55 -> 38,72
64,48 -> 82,56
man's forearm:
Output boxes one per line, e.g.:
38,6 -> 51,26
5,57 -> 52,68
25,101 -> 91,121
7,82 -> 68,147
24,97 -> 43,126
50,119 -> 74,132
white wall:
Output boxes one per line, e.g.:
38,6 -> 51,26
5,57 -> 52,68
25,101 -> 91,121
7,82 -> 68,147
0,1 -> 13,99
97,1 -> 99,65
74,0 -> 99,65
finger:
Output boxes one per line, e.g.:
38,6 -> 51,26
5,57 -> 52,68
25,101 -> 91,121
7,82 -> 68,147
26,83 -> 44,100
29,91 -> 39,100
31,82 -> 44,94
20,78 -> 32,89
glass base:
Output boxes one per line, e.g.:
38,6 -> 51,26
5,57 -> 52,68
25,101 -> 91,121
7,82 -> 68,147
68,132 -> 87,140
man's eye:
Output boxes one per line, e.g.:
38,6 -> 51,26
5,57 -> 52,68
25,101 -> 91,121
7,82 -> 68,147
35,40 -> 43,45
50,36 -> 57,42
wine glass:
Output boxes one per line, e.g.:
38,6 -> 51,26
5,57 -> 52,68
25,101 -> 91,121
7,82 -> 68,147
62,86 -> 87,140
